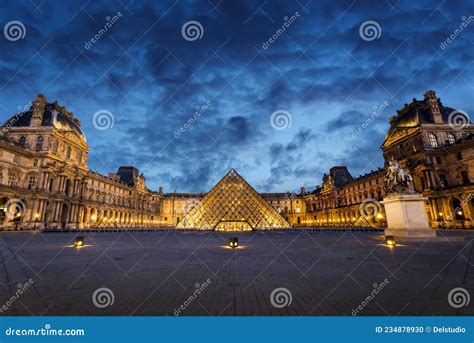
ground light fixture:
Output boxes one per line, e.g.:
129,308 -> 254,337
229,237 -> 239,248
74,236 -> 85,247
385,235 -> 395,247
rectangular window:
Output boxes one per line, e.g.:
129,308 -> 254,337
28,175 -> 36,190
461,170 -> 469,185
33,159 -> 38,167
13,155 -> 20,163
8,173 -> 16,186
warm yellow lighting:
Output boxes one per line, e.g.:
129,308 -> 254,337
352,217 -> 355,221
229,237 -> 239,248
438,212 -> 443,217
457,211 -> 463,215
74,236 -> 84,247
35,213 -> 40,219
91,214 -> 97,222
376,212 -> 383,219
385,235 -> 395,247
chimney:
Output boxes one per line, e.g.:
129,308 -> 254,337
300,186 -> 305,196
424,90 -> 443,124
30,94 -> 47,127
159,187 -> 163,195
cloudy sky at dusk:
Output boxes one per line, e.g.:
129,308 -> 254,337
0,0 -> 472,193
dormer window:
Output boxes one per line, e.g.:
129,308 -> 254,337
35,136 -> 43,151
448,133 -> 456,145
429,133 -> 438,148
19,136 -> 26,147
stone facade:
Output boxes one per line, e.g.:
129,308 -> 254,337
0,95 -> 161,230
0,91 -> 472,230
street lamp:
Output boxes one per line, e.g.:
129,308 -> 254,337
229,237 -> 239,248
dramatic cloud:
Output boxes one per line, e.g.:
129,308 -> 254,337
0,0 -> 472,192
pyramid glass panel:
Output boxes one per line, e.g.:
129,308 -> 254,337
176,169 -> 290,230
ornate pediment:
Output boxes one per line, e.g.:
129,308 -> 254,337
382,127 -> 418,149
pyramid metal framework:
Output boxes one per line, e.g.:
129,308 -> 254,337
176,169 -> 290,230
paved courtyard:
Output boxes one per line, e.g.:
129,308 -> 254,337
0,230 -> 473,316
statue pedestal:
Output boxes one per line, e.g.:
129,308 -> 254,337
381,193 -> 436,239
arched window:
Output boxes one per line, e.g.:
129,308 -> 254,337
429,133 -> 438,148
18,136 -> 26,147
35,136 -> 43,151
448,133 -> 456,145
52,140 -> 58,154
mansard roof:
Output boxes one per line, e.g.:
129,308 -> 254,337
3,98 -> 86,142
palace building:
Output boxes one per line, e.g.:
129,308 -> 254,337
0,91 -> 472,231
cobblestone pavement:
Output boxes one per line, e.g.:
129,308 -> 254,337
0,231 -> 472,316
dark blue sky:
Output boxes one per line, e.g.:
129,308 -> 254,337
0,0 -> 472,192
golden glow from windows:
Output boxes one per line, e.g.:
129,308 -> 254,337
176,169 -> 289,230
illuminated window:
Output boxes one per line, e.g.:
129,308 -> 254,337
429,133 -> 438,148
448,133 -> 456,145
177,169 -> 289,230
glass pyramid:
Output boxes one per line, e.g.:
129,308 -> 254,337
176,169 -> 290,230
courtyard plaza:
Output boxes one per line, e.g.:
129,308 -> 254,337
0,230 -> 472,316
